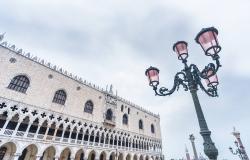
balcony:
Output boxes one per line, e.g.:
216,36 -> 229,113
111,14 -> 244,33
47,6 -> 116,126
103,114 -> 116,126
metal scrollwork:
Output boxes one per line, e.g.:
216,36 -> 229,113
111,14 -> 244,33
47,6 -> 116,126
153,55 -> 221,97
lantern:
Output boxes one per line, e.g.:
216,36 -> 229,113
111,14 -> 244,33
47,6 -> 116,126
195,27 -> 221,56
205,69 -> 219,87
173,41 -> 188,60
145,66 -> 160,87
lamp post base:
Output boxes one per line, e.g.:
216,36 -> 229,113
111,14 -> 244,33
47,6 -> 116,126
201,130 -> 218,160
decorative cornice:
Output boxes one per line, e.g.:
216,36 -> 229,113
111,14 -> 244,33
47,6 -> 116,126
0,33 -> 160,119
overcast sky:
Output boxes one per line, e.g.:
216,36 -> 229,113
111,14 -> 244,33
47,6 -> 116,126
1,0 -> 250,159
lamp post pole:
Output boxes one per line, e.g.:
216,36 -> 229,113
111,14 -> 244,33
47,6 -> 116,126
145,27 -> 221,160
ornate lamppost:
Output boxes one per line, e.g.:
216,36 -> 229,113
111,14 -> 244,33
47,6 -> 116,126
229,141 -> 247,160
145,27 -> 221,160
229,128 -> 249,160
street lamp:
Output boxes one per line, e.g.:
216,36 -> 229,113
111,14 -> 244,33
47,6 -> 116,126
229,141 -> 247,160
145,27 -> 221,160
229,128 -> 249,160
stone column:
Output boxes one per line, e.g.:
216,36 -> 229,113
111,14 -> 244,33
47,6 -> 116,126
34,123 -> 42,138
185,145 -> 191,160
12,119 -> 23,136
36,155 -> 42,160
24,122 -> 33,137
107,136 -> 110,148
43,123 -> 51,140
98,134 -> 101,146
81,132 -> 85,144
13,153 -> 21,160
0,117 -> 11,134
75,129 -> 80,144
60,128 -> 66,142
87,134 -> 90,145
52,127 -> 59,141
68,128 -> 73,142
189,134 -> 198,160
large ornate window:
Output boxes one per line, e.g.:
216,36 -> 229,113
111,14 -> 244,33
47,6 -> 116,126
122,114 -> 128,125
8,75 -> 30,93
52,90 -> 67,105
139,119 -> 143,129
151,124 -> 155,133
84,100 -> 94,114
106,109 -> 113,120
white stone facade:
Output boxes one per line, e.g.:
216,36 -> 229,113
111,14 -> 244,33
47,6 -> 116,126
0,40 -> 163,160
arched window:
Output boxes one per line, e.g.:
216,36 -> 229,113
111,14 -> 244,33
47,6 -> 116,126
151,124 -> 155,133
139,119 -> 143,129
121,105 -> 124,112
122,114 -> 128,125
52,90 -> 67,105
128,108 -> 130,114
106,109 -> 113,120
8,75 -> 30,93
84,100 -> 93,114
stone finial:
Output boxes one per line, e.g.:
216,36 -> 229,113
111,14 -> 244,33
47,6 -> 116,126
59,68 -> 63,73
17,49 -> 23,54
1,41 -> 7,46
47,62 -> 51,67
10,45 -> 16,50
53,65 -> 57,70
0,32 -> 5,42
33,56 -> 38,61
40,59 -> 45,64
26,53 -> 31,58
109,84 -> 113,94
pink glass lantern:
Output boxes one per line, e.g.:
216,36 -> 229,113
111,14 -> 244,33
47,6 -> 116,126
145,66 -> 160,87
173,41 -> 188,60
205,69 -> 219,87
195,27 -> 221,56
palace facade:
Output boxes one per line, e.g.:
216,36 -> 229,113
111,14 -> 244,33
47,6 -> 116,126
0,39 -> 163,160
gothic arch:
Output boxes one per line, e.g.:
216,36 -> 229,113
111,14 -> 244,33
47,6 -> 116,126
87,150 -> 96,160
41,146 -> 56,160
126,153 -> 132,160
75,149 -> 84,160
60,147 -> 71,160
99,151 -> 107,160
19,144 -> 38,160
0,142 -> 17,160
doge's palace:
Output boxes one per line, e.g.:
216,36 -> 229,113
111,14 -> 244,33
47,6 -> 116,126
0,35 -> 163,160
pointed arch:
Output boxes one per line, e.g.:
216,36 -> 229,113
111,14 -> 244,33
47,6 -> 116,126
106,109 -> 113,120
122,114 -> 128,125
151,124 -> 155,134
139,119 -> 143,130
